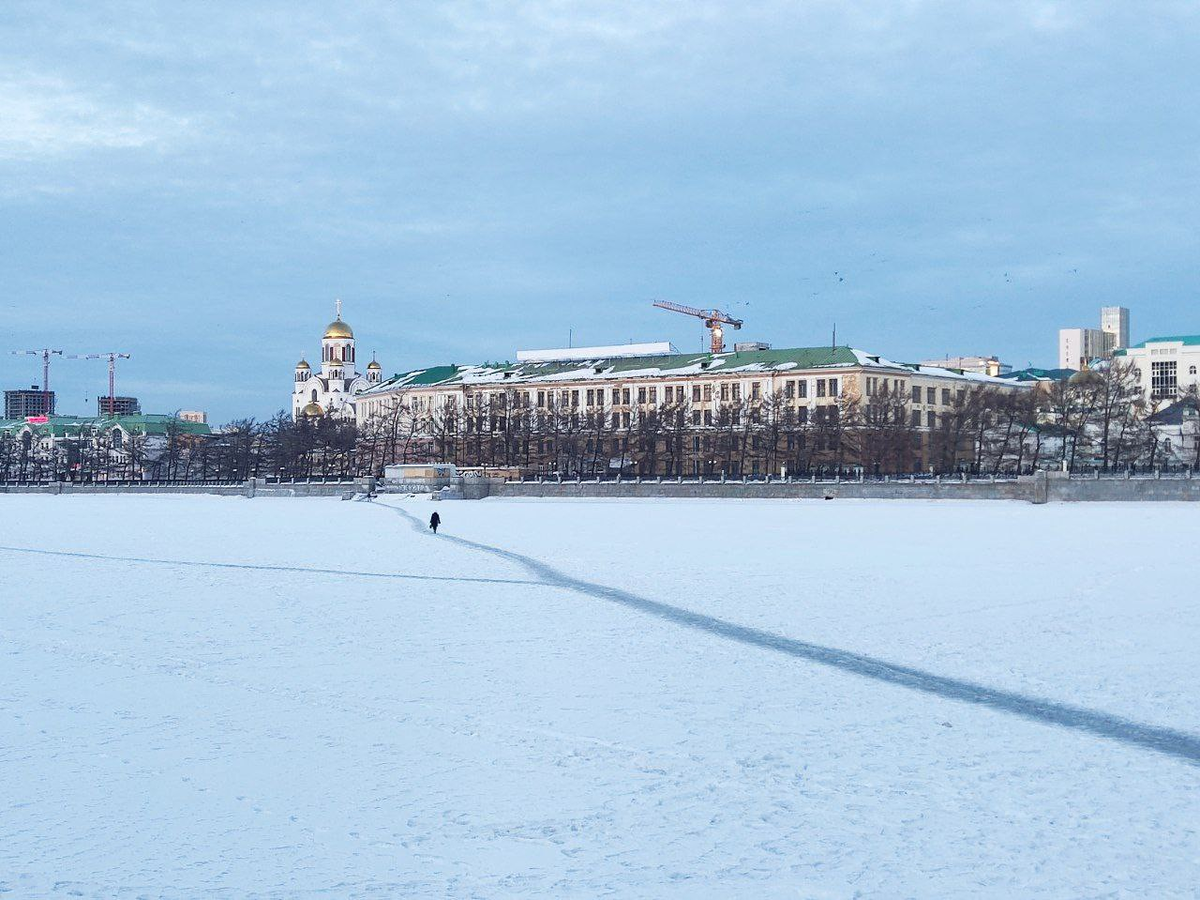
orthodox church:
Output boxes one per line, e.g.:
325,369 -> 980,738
292,301 -> 383,420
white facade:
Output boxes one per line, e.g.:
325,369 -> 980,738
1101,306 -> 1130,351
1058,328 -> 1109,370
292,301 -> 383,420
1117,337 -> 1200,407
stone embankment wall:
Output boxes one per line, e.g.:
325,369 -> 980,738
494,473 -> 1200,503
4,474 -> 1197,502
0,478 -> 369,498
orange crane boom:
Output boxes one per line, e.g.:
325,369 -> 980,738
652,301 -> 743,353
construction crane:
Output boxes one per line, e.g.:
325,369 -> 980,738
69,352 -> 131,416
10,348 -> 63,417
652,301 -> 744,354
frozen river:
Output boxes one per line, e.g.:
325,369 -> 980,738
2,495 -> 1197,897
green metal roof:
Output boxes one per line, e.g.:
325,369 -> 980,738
1121,335 -> 1200,350
1000,367 -> 1076,382
0,414 -> 212,437
366,345 -> 862,395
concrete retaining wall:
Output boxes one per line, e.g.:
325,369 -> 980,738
0,478 -> 367,498
4,474 -> 1196,502
494,474 -> 1200,503
495,479 -> 1029,501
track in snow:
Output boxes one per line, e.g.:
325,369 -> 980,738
380,501 -> 1200,766
0,544 -> 545,588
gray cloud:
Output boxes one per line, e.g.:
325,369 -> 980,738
1,0 -> 1198,421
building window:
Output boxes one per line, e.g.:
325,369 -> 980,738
784,380 -> 794,399
692,385 -> 702,402
817,379 -> 827,398
1190,365 -> 1197,376
911,385 -> 921,403
942,388 -> 951,405
720,383 -> 730,402
732,384 -> 741,401
751,382 -> 761,400
798,380 -> 808,399
1152,361 -> 1178,398
911,409 -> 921,427
928,410 -> 938,427
926,387 -> 936,404
797,407 -> 808,424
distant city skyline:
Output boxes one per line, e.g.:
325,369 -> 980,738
2,2 -> 1198,423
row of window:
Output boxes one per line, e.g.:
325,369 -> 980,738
401,376 -> 979,414
526,379 -> 845,409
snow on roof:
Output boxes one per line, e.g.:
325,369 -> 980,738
360,344 -> 1030,397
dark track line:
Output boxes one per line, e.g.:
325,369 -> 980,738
0,544 -> 544,588
380,501 -> 1200,765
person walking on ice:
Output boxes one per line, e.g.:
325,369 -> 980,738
429,511 -> 441,534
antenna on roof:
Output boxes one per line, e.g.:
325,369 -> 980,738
832,323 -> 837,349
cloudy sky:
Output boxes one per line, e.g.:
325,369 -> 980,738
2,1 -> 1197,422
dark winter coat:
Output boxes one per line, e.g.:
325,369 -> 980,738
429,512 -> 441,531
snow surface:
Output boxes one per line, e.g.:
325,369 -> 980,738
2,494 -> 1198,898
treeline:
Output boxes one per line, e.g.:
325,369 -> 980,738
0,413 -> 360,482
2,363 -> 1195,483
364,361 -> 1199,477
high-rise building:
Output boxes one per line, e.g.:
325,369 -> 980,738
1101,306 -> 1130,352
98,396 -> 141,416
4,387 -> 56,419
1058,328 -> 1109,370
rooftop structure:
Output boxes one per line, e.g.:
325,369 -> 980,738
920,356 -> 1011,377
516,342 -> 677,363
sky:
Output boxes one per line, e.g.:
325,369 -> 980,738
1,1 -> 1198,424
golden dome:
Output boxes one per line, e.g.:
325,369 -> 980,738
300,402 -> 325,418
1069,363 -> 1102,386
296,359 -> 310,369
367,359 -> 381,370
324,318 -> 354,340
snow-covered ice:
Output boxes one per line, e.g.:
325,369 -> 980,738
2,494 -> 1198,898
